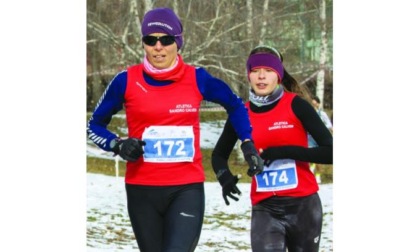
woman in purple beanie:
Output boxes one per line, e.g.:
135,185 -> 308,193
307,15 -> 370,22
87,7 -> 263,252
212,45 -> 333,251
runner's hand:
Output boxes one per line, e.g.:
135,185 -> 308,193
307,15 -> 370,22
112,138 -> 146,162
216,169 -> 242,205
260,147 -> 284,166
241,141 -> 264,177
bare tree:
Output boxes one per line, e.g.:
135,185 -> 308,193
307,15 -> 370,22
316,0 -> 328,106
258,0 -> 270,45
143,0 -> 153,12
246,0 -> 253,47
86,0 -> 333,110
86,0 -> 102,109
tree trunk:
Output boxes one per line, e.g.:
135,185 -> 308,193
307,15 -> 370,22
88,0 -> 104,109
259,0 -> 270,45
246,0 -> 253,46
316,0 -> 327,107
143,0 -> 153,12
89,54 -> 105,110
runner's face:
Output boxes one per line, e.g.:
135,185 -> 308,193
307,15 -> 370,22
143,33 -> 178,69
249,68 -> 279,96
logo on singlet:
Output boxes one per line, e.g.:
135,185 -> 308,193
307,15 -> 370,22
268,121 -> 294,130
169,103 -> 197,113
135,82 -> 148,93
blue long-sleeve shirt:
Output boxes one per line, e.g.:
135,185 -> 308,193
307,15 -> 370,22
87,67 -> 252,151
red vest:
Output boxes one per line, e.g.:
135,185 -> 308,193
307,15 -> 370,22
246,92 -> 318,205
124,64 -> 204,185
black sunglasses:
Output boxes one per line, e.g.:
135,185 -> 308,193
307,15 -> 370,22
142,35 -> 177,46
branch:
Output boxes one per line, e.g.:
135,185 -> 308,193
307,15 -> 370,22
299,70 -> 319,85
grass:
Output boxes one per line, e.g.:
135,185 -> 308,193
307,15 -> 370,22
86,110 -> 333,184
87,156 -> 126,176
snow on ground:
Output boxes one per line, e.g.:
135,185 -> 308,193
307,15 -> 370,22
86,173 -> 332,252
87,121 -> 333,251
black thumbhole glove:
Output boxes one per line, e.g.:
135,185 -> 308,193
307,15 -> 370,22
216,169 -> 242,206
113,138 -> 146,162
241,141 -> 264,177
259,147 -> 282,167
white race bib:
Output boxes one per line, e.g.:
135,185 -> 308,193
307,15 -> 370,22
142,126 -> 195,163
255,159 -> 298,192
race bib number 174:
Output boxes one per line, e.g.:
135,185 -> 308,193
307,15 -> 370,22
255,159 -> 298,192
142,126 -> 195,163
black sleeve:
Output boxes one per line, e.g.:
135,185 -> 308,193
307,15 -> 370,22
273,96 -> 333,164
211,119 -> 239,176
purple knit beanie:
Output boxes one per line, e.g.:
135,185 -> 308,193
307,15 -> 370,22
141,8 -> 183,49
246,53 -> 284,83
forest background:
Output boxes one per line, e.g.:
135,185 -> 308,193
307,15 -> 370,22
86,0 -> 333,111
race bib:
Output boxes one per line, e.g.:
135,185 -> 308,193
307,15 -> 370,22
255,159 -> 298,192
142,126 -> 195,163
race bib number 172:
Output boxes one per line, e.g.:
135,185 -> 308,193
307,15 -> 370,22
142,126 -> 195,163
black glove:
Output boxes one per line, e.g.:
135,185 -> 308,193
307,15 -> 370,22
260,147 -> 283,166
241,141 -> 264,177
111,138 -> 146,162
216,169 -> 242,205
